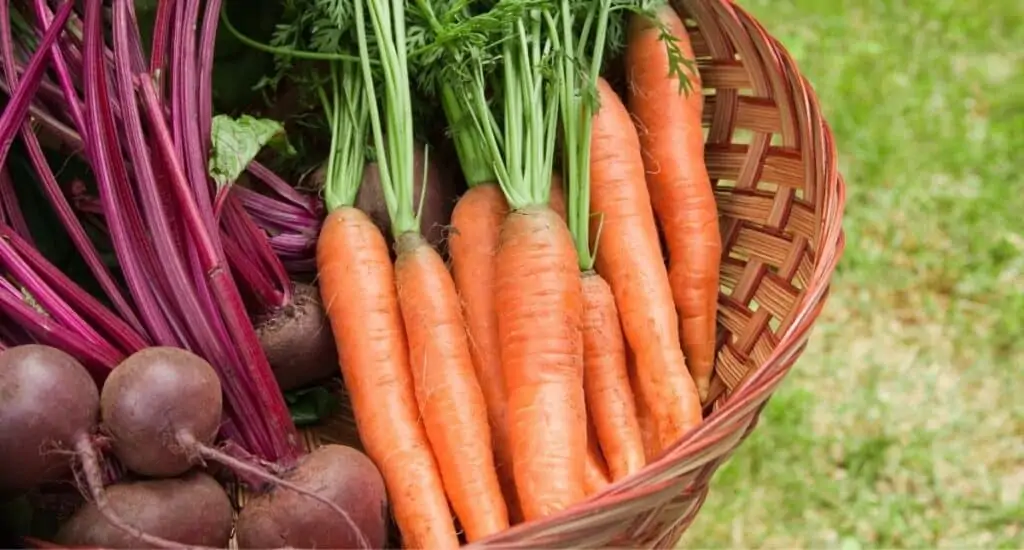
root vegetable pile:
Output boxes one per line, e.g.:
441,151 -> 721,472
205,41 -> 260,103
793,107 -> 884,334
0,0 -> 723,547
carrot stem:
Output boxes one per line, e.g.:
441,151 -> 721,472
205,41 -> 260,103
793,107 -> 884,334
552,0 -> 613,272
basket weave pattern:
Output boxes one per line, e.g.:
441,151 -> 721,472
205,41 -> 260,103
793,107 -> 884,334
304,0 -> 846,547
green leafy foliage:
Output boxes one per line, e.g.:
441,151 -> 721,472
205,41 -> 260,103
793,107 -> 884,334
606,0 -> 697,95
407,0 -> 555,95
237,0 -> 368,99
283,385 -> 340,426
207,114 -> 296,188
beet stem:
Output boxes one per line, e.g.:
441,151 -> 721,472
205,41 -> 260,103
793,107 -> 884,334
137,74 -> 302,462
0,227 -> 123,360
0,89 -> 84,150
82,0 -> 181,346
196,0 -> 218,155
0,271 -> 117,371
190,0 -> 293,311
247,161 -> 320,215
10,59 -> 68,105
176,431 -> 370,550
233,186 -> 320,232
31,0 -> 87,142
73,435 -> 214,550
0,167 -> 34,244
0,0 -> 72,168
111,0 -> 272,456
147,0 -> 175,82
222,230 -> 287,309
0,2 -> 145,334
223,196 -> 292,308
171,0 -> 217,233
3,227 -> 148,354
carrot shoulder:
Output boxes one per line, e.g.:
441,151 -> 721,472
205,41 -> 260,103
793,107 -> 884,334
496,206 -> 587,521
317,207 -> 457,549
590,77 -> 703,453
581,272 -> 646,480
625,7 -> 722,403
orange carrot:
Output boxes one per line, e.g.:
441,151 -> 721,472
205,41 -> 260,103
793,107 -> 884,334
581,272 -> 646,480
448,175 -> 566,527
446,10 -> 586,521
394,232 -> 509,541
589,77 -> 703,455
444,30 -> 567,521
627,348 -> 661,461
313,50 -> 457,547
318,208 -> 457,549
584,416 -> 612,495
356,2 -> 508,540
626,7 -> 722,403
447,183 -> 522,524
496,206 -> 586,521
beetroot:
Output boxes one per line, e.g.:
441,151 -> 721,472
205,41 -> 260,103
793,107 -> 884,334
0,345 -> 211,549
235,444 -> 386,549
349,140 -> 460,254
255,282 -> 339,391
100,345 -> 378,539
99,346 -> 222,478
0,345 -> 98,494
55,471 -> 233,549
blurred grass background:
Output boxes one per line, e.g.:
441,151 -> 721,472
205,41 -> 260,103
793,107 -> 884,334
679,0 -> 1024,547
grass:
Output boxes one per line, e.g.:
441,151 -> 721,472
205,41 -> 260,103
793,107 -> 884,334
678,0 -> 1024,547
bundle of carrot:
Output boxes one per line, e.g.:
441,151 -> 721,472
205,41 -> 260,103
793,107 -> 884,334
0,0 -> 720,545
264,0 -> 721,545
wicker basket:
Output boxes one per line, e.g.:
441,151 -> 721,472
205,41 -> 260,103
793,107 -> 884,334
241,0 -> 845,547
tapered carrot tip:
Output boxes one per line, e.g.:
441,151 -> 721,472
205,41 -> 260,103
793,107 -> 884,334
697,381 -> 709,402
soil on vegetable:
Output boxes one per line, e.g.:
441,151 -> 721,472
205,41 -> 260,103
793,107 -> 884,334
256,282 -> 339,392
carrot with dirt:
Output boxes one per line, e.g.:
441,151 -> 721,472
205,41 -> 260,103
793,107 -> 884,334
305,33 -> 457,550
625,5 -> 722,404
589,75 -> 703,456
439,4 -> 587,520
409,2 -> 521,521
409,1 -> 581,523
552,0 -> 651,479
353,0 -> 509,541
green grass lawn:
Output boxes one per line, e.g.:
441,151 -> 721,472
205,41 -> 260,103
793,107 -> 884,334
679,0 -> 1024,547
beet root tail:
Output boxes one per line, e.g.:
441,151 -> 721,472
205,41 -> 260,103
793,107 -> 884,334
176,432 -> 371,549
74,436 -> 214,550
